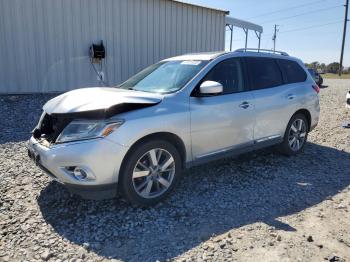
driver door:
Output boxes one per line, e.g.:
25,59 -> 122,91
190,58 -> 255,160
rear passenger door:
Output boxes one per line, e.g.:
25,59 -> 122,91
244,57 -> 305,141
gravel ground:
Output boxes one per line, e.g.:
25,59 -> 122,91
1,79 -> 350,262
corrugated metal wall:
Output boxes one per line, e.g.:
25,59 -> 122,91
0,0 -> 226,94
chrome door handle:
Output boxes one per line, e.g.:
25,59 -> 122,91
239,101 -> 250,109
287,94 -> 296,100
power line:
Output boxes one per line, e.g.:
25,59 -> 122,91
279,20 -> 343,34
260,5 -> 343,25
225,22 -> 342,49
278,31 -> 340,37
225,20 -> 343,51
246,0 -> 338,19
226,20 -> 342,40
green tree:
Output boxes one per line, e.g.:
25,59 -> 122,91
310,61 -> 320,70
319,63 -> 326,73
327,62 -> 342,74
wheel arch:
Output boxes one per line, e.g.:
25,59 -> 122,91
292,109 -> 311,130
120,132 -> 187,176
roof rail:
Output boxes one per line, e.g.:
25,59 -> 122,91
234,48 -> 289,56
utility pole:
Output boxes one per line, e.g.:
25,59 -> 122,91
339,0 -> 349,76
272,24 -> 279,52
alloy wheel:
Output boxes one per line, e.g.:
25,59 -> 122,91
288,119 -> 307,151
132,148 -> 175,199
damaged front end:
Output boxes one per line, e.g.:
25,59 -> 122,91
32,101 -> 158,145
32,113 -> 72,144
32,88 -> 163,145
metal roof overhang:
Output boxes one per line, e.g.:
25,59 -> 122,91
225,16 -> 263,51
225,16 -> 263,33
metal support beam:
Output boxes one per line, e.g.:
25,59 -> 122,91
243,29 -> 248,50
255,31 -> 261,50
229,25 -> 233,51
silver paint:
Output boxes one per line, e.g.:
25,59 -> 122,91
27,51 -> 320,193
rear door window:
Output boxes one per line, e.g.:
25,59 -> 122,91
245,57 -> 283,90
278,59 -> 307,84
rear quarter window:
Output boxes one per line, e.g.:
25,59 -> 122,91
277,59 -> 307,84
245,57 -> 283,90
308,69 -> 316,77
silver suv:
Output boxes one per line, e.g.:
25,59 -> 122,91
27,49 -> 320,206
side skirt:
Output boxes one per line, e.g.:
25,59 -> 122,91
186,137 -> 282,168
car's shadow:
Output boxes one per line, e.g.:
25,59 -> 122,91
38,143 -> 350,262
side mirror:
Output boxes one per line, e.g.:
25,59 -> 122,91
199,81 -> 223,95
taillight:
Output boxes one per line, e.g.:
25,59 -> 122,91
312,84 -> 320,93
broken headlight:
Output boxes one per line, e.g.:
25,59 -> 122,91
56,120 -> 124,143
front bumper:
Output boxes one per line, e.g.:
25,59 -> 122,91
27,136 -> 129,199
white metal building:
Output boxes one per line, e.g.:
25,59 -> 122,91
0,0 -> 262,94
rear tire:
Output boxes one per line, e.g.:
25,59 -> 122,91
278,114 -> 309,156
119,140 -> 182,206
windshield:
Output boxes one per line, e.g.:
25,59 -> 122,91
119,60 -> 208,93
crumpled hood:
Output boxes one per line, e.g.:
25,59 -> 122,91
43,87 -> 163,118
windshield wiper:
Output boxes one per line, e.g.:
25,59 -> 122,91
115,85 -> 134,90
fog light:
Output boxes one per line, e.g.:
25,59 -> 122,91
73,167 -> 88,180
63,166 -> 96,181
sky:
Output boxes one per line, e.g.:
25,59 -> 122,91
184,0 -> 348,66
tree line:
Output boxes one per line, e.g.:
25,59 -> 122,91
305,62 -> 349,74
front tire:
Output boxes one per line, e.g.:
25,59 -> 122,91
278,114 -> 309,156
119,140 -> 182,206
